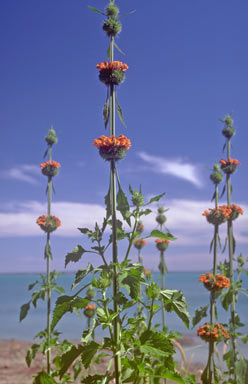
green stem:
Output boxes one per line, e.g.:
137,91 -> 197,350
226,139 -> 237,381
109,35 -> 121,384
160,251 -> 166,331
125,217 -> 138,261
46,146 -> 52,374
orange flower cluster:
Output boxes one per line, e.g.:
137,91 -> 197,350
36,215 -> 61,233
85,304 -> 96,310
197,323 -> 230,342
155,239 -> 170,244
93,135 -> 131,150
203,204 -> 243,223
219,158 -> 241,166
96,61 -> 128,72
199,272 -> 230,292
133,238 -> 147,250
40,160 -> 60,169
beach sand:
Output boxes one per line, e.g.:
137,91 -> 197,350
0,338 -> 205,384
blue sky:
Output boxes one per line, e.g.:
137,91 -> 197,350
0,0 -> 248,272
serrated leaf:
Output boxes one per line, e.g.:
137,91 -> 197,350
28,280 -> 39,290
33,370 -> 57,384
114,41 -> 125,55
72,263 -> 93,290
192,305 -> 209,328
115,93 -> 126,127
121,268 -> 144,299
104,181 -> 112,221
161,290 -> 190,328
221,287 -> 233,311
88,6 -> 105,15
147,192 -> 165,204
140,344 -> 168,358
116,176 -> 131,226
235,358 -> 248,384
59,345 -> 84,378
26,343 -> 40,367
19,302 -> 30,322
103,99 -> 109,129
81,341 -> 102,369
52,295 -> 88,329
65,245 -> 87,267
146,229 -> 177,241
81,318 -> 97,344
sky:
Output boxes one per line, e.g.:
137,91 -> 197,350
0,0 -> 248,273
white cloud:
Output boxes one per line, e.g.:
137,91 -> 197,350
138,152 -> 203,187
0,199 -> 247,250
0,164 -> 40,185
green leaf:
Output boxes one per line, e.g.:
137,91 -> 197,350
81,341 -> 102,369
145,229 -> 177,241
25,343 -> 40,367
222,236 -> 228,254
44,242 -> 52,260
52,295 -> 88,329
121,268 -> 144,299
59,345 -> 84,378
28,280 -> 39,290
81,318 -> 97,344
19,302 -> 30,322
115,93 -> 126,127
147,192 -> 165,204
192,305 -> 209,328
116,176 -> 131,226
220,183 -> 226,198
114,41 -> 125,55
140,329 -> 175,356
33,370 -> 57,384
65,245 -> 87,267
81,374 -> 108,384
118,10 -> 136,18
103,98 -> 109,129
104,181 -> 112,221
43,148 -> 49,159
221,287 -> 233,311
235,358 -> 248,384
88,6 -> 105,15
161,290 -> 190,328
72,263 -> 94,290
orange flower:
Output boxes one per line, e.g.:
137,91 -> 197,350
220,158 -> 241,175
143,268 -> 150,276
219,158 -> 241,166
197,323 -> 229,342
155,239 -> 170,244
85,303 -> 96,310
36,215 -> 61,233
203,205 -> 243,223
40,160 -> 60,169
133,238 -> 147,250
96,61 -> 128,72
155,238 -> 170,251
199,272 -> 230,291
93,135 -> 131,161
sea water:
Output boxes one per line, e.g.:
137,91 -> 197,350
0,272 -> 247,345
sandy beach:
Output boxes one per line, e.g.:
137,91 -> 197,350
0,337 -> 205,384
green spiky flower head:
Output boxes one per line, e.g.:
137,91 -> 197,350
45,128 -> 57,146
222,115 -> 236,139
103,18 -> 122,37
131,191 -> 144,207
105,3 -> 119,18
210,163 -> 224,185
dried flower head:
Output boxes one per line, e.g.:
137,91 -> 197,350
36,215 -> 61,233
93,134 -> 131,161
96,61 -> 128,85
40,160 -> 61,177
197,323 -> 230,342
199,272 -> 230,292
133,238 -> 147,250
155,238 -> 170,251
219,158 -> 241,175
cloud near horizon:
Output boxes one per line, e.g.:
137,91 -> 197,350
138,152 -> 203,188
0,164 -> 40,185
0,199 -> 247,249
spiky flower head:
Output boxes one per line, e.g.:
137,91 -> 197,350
210,163 -> 224,185
221,115 -> 235,139
86,285 -> 96,300
45,128 -> 58,146
199,273 -> 230,292
197,323 -> 229,342
96,61 -> 128,86
84,303 -> 96,318
103,18 -> 122,37
40,160 -> 60,177
36,215 -> 61,233
133,238 -> 147,250
105,3 -> 119,18
219,158 -> 241,175
224,115 -> 233,126
93,134 -> 131,161
158,206 -> 165,214
131,191 -> 144,207
155,238 -> 170,251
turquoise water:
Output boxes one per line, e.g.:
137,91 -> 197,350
0,272 -> 247,343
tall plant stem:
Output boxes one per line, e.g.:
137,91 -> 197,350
226,139 -> 236,378
207,185 -> 219,383
159,224 -> 166,331
46,147 -> 52,373
109,36 -> 122,384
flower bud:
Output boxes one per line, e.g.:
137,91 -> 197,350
222,125 -> 235,139
102,18 -> 122,37
156,214 -> 167,225
224,116 -> 233,126
131,191 -> 144,207
155,239 -> 170,251
105,4 -> 119,18
158,206 -> 165,214
210,164 -> 224,185
136,221 -> 144,234
133,238 -> 147,250
86,285 -> 96,300
84,304 -> 96,318
45,129 -> 58,146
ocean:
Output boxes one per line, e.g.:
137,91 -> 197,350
1,272 -> 247,345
